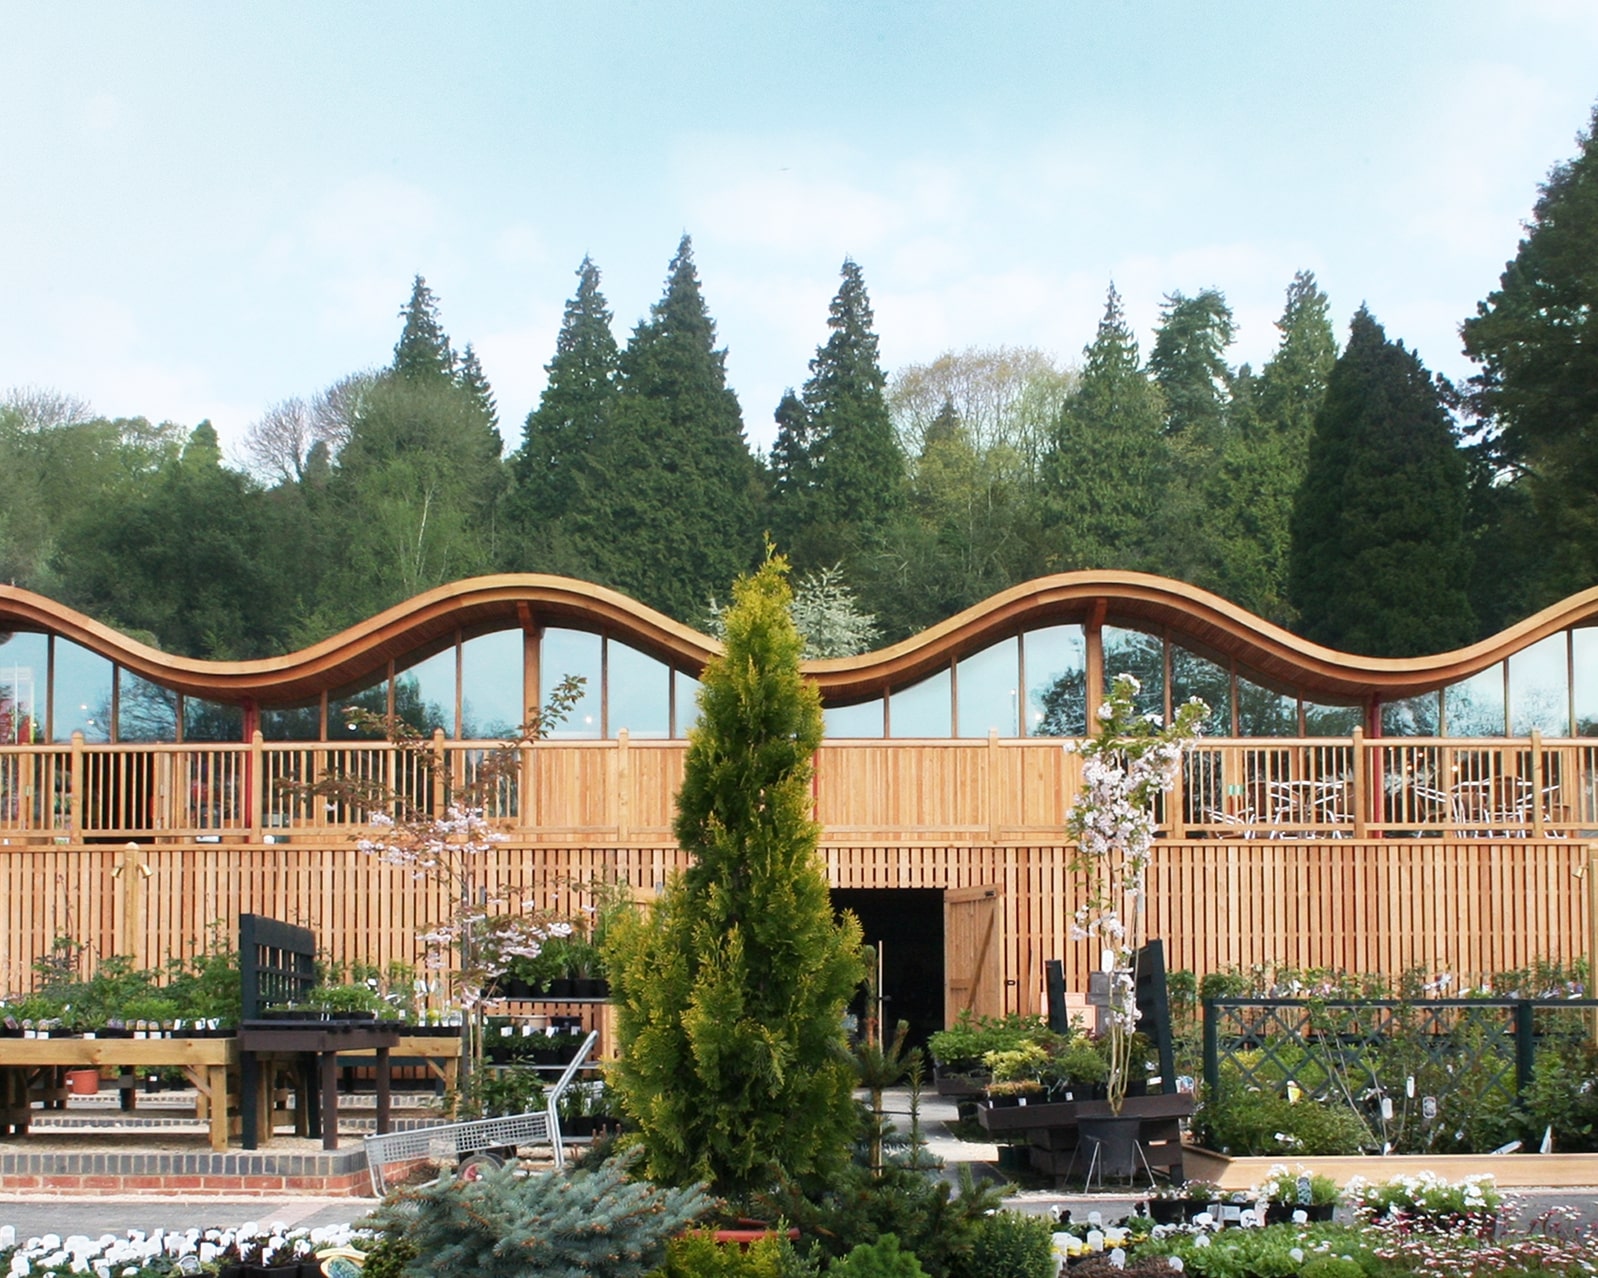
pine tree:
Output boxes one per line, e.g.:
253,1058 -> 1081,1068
607,553 -> 865,1199
1042,284 -> 1170,569
1148,288 -> 1236,441
777,259 -> 904,570
455,342 -> 499,435
393,274 -> 455,382
1288,307 -> 1475,655
767,389 -> 816,556
566,235 -> 760,618
1462,103 -> 1598,601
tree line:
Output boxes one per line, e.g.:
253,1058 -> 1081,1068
3,103 -> 1595,663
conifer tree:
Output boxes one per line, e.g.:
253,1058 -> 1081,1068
566,235 -> 760,618
455,342 -> 499,434
1288,307 -> 1474,655
1042,284 -> 1170,569
1148,288 -> 1236,441
511,255 -> 619,546
393,275 -> 455,382
767,389 -> 816,555
776,258 -> 904,569
607,552 -> 865,1199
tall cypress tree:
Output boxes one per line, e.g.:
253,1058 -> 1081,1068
775,259 -> 903,570
507,256 -> 620,566
607,552 -> 865,1199
1148,288 -> 1236,441
1288,307 -> 1475,655
1042,284 -> 1170,569
569,235 -> 760,618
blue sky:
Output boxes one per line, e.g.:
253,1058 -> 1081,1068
3,2 -> 1596,462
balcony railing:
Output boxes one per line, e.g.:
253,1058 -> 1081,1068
0,730 -> 1593,847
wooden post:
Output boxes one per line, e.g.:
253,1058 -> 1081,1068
1351,727 -> 1367,839
249,730 -> 265,842
431,730 -> 447,816
115,842 -> 147,968
68,731 -> 84,842
1530,730 -> 1545,837
988,729 -> 1000,841
617,728 -> 630,842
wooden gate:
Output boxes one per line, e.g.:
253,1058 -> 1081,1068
944,885 -> 1002,1024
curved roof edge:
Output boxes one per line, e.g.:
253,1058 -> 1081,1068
5,571 -> 1598,706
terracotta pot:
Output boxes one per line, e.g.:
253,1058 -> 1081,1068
67,1067 -> 100,1096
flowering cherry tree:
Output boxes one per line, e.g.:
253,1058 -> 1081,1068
1064,671 -> 1207,1113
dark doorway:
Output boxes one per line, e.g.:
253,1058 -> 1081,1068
832,888 -> 944,1054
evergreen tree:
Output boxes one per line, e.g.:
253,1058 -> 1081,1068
393,274 -> 455,382
767,389 -> 816,557
777,259 -> 904,570
1042,284 -> 1170,570
455,342 -> 499,434
607,553 -> 865,1198
510,255 -> 619,552
567,235 -> 760,618
1462,103 -> 1598,600
1288,308 -> 1475,656
1148,288 -> 1236,441
1195,271 -> 1337,623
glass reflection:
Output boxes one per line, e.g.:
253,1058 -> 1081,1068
1382,693 -> 1440,737
674,669 -> 702,737
53,639 -> 112,743
1576,629 -> 1598,737
1102,627 -> 1164,718
1304,700 -> 1363,736
396,645 -> 457,737
261,703 -> 322,741
543,629 -> 602,738
824,698 -> 884,738
608,639 -> 670,739
1236,674 -> 1297,737
328,675 -> 391,740
957,638 -> 1019,737
1444,664 -> 1506,737
890,666 -> 952,737
0,630 -> 47,743
1508,632 -> 1569,736
1173,647 -> 1232,733
183,697 -> 243,743
116,671 -> 178,743
1026,624 -> 1086,737
462,630 -> 524,740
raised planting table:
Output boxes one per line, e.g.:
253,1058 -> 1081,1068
237,1019 -> 401,1152
977,1091 -> 1194,1182
0,1035 -> 239,1151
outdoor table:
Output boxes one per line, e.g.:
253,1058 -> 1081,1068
0,1035 -> 238,1151
237,1020 -> 400,1151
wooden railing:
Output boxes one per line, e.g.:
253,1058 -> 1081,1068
3,731 -> 1595,847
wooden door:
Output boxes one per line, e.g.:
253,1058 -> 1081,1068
944,885 -> 1002,1025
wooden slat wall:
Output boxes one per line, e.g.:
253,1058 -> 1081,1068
0,838 -> 1588,1021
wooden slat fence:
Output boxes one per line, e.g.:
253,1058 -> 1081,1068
0,836 -> 1589,1021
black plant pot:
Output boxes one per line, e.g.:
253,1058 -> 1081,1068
548,979 -> 575,999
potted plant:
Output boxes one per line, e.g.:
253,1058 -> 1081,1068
1254,1163 -> 1341,1222
1144,1179 -> 1227,1225
1041,1031 -> 1109,1101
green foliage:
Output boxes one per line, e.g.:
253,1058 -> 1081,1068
393,274 -> 456,383
1288,307 -> 1475,656
1193,1070 -> 1371,1156
1149,288 -> 1237,441
953,1211 -> 1055,1278
452,1064 -> 546,1119
927,1011 -> 1050,1068
372,1152 -> 710,1278
828,1235 -> 927,1278
608,552 -> 865,1197
657,1232 -> 809,1278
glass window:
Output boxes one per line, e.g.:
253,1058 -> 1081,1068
542,628 -> 602,739
1576,628 -> 1598,737
956,638 -> 1019,737
0,630 -> 47,743
116,671 -> 178,742
674,669 -> 702,737
824,698 -> 884,738
1382,692 -> 1440,737
53,638 -> 112,743
462,630 -> 524,740
1304,700 -> 1364,736
328,674 -> 391,740
889,666 -> 952,737
395,644 -> 457,738
1509,632 -> 1569,736
608,639 -> 670,739
1236,673 -> 1297,737
182,697 -> 243,743
261,702 -> 322,741
1102,627 -> 1164,718
1172,646 -> 1232,733
1026,624 -> 1087,737
1444,664 -> 1506,737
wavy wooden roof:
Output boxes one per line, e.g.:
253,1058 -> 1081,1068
4,572 -> 1597,707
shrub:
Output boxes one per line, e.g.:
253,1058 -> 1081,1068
1193,1079 -> 1369,1156
658,1231 -> 806,1278
370,1148 -> 710,1278
828,1235 -> 926,1278
953,1211 -> 1054,1278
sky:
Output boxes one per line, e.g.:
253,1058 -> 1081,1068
3,1 -> 1597,466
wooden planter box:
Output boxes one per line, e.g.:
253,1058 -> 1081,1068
1184,1147 -> 1598,1191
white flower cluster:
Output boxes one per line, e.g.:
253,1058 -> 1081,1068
0,1220 -> 360,1277
358,804 -> 508,881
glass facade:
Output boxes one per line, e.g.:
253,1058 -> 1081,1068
9,613 -> 1598,745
